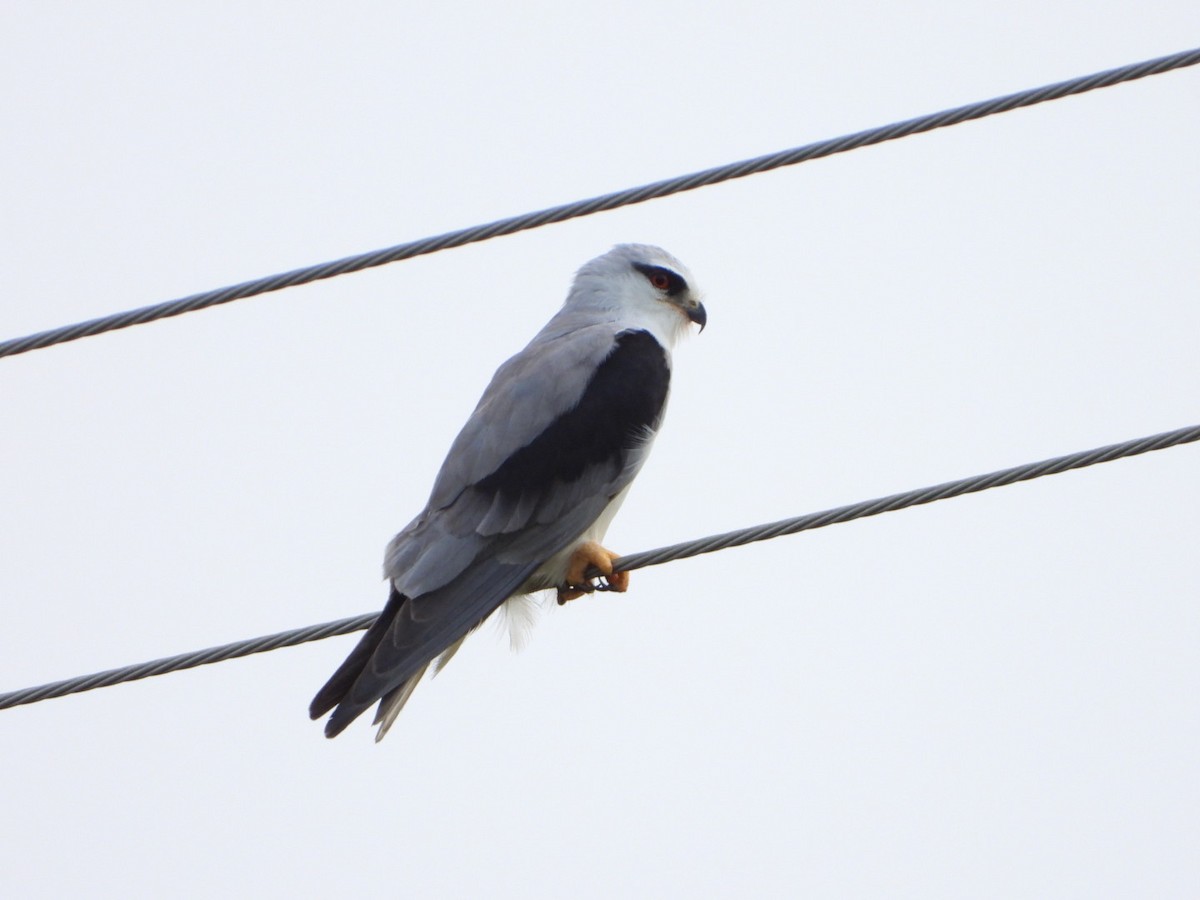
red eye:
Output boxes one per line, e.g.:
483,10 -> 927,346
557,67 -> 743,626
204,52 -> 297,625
633,262 -> 684,295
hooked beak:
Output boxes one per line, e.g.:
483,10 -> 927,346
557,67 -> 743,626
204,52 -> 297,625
687,302 -> 707,332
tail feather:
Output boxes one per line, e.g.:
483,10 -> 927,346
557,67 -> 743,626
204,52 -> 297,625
313,558 -> 540,739
371,666 -> 428,742
369,631 -> 471,742
309,587 -> 406,722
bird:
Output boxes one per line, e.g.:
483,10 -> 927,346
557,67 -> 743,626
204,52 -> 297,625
309,244 -> 707,740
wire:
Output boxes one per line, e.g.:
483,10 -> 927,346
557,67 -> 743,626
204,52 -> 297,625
0,615 -> 378,711
2,422 -> 1196,712
2,46 -> 1197,361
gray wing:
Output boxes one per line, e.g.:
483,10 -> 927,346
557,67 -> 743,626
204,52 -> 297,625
384,318 -> 624,598
312,319 -> 671,736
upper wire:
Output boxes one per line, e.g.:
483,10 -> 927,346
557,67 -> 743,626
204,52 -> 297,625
1,46 -> 1197,360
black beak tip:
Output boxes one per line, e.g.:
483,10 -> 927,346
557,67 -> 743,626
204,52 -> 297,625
689,303 -> 707,332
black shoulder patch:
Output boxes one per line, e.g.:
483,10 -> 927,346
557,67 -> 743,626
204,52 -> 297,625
476,330 -> 669,500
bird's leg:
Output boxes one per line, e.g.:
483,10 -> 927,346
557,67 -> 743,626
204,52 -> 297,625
556,541 -> 630,605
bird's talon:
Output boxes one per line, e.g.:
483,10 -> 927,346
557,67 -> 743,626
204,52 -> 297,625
557,541 -> 629,603
556,582 -> 594,605
605,569 -> 630,594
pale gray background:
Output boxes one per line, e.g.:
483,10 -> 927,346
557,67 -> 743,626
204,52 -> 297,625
2,3 -> 1198,897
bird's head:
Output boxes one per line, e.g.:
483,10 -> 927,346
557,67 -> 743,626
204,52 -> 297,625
568,244 -> 706,346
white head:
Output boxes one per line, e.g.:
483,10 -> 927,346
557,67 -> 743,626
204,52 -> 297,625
565,244 -> 706,348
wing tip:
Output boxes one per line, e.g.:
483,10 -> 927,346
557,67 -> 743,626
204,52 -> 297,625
308,694 -> 334,721
308,587 -> 409,737
322,703 -> 362,739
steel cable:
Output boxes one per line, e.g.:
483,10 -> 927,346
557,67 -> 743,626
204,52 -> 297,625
2,422 -> 1196,711
2,46 -> 1197,360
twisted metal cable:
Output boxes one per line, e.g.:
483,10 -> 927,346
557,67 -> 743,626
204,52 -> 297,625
612,423 -> 1200,572
2,422 -> 1196,712
3,46 -> 1198,360
0,614 -> 378,710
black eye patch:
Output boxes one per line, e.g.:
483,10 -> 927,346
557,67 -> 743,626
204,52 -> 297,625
632,262 -> 688,297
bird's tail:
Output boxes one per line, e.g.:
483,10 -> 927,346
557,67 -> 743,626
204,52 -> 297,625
371,667 -> 428,742
308,586 -> 406,733
368,630 -> 469,741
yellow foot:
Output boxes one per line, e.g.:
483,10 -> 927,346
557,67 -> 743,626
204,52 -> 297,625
556,541 -> 630,605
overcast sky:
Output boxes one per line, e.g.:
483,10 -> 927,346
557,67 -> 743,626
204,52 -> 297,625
2,3 -> 1198,897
